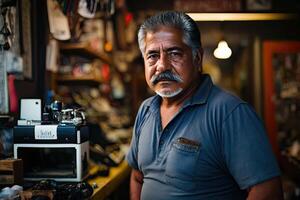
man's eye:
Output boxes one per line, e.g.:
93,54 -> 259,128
146,54 -> 159,66
147,54 -> 159,60
168,51 -> 182,60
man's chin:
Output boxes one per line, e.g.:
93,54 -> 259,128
155,88 -> 183,98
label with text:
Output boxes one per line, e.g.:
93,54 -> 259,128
34,125 -> 58,140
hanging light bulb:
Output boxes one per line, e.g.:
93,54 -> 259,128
213,40 -> 232,59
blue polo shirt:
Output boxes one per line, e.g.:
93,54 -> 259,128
126,74 -> 280,200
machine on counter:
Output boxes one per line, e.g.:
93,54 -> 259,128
14,100 -> 89,182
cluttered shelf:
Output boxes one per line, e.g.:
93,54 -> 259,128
56,74 -> 102,84
59,42 -> 111,64
88,160 -> 131,200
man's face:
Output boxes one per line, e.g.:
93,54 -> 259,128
143,26 -> 200,98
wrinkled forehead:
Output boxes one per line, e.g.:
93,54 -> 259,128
144,26 -> 186,51
145,25 -> 184,40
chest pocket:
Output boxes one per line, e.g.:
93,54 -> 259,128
165,137 -> 201,191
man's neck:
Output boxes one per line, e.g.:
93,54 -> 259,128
160,74 -> 202,109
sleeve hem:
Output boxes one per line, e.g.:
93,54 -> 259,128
239,171 -> 281,190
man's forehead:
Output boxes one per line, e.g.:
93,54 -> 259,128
145,44 -> 183,53
144,28 -> 185,52
145,26 -> 183,40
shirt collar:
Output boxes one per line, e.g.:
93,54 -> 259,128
144,95 -> 161,113
183,74 -> 213,107
144,74 -> 213,111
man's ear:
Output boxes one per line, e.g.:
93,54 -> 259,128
194,48 -> 203,71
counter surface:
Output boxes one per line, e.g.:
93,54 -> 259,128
88,161 -> 131,200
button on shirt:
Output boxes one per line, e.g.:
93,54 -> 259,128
126,74 -> 280,200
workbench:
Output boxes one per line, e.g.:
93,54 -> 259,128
88,161 -> 131,200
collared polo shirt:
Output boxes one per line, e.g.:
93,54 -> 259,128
126,74 -> 280,200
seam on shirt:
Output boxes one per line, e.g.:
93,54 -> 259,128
219,102 -> 281,191
221,102 -> 247,129
219,102 -> 247,173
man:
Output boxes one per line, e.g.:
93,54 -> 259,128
126,11 -> 283,200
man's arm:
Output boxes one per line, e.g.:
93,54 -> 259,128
247,177 -> 283,200
130,169 -> 144,200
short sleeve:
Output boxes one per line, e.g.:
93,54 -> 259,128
126,100 -> 149,170
222,103 -> 281,190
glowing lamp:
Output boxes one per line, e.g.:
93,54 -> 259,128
213,40 -> 232,59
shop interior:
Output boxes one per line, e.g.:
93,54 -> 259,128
0,0 -> 300,199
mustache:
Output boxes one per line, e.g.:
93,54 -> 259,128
150,71 -> 183,85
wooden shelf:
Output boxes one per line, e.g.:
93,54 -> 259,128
56,74 -> 102,84
59,42 -> 111,64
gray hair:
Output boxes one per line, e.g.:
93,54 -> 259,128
138,11 -> 202,58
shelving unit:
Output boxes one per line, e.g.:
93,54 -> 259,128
52,41 -> 111,86
44,3 -> 136,127
56,74 -> 102,84
45,27 -> 118,124
59,42 -> 111,64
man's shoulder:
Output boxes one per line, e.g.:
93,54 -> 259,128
208,85 -> 246,113
136,95 -> 158,117
213,86 -> 244,101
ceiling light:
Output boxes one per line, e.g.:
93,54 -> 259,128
186,13 -> 298,21
213,40 -> 232,59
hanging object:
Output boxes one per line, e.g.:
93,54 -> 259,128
46,39 -> 59,72
0,7 -> 11,50
78,0 -> 98,19
99,0 -> 115,16
213,40 -> 232,59
47,0 -> 71,40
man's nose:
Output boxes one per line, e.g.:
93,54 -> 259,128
156,52 -> 171,72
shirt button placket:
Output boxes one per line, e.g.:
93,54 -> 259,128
159,129 -> 167,147
157,128 -> 168,162
159,139 -> 164,146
